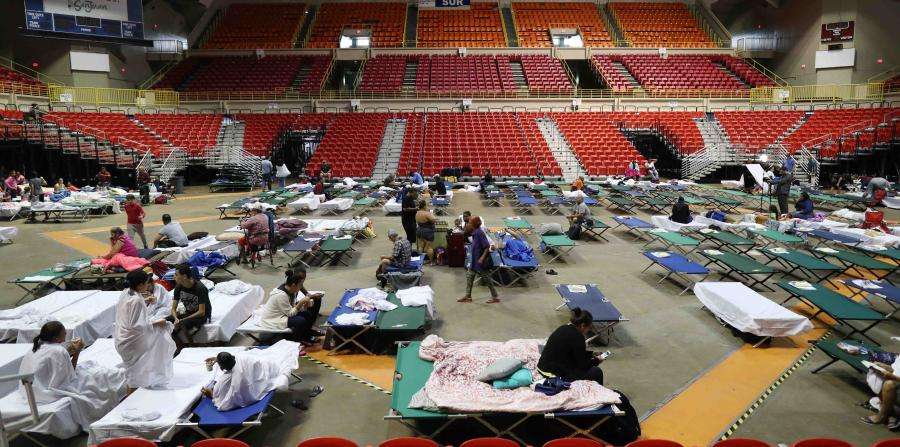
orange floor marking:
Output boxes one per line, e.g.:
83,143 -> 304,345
305,350 -> 397,391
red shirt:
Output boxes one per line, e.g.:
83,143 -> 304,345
124,202 -> 144,225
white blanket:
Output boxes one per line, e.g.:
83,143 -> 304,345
0,290 -> 119,345
287,193 -> 323,212
305,219 -> 347,236
87,346 -> 247,444
0,339 -> 123,439
0,344 -> 32,396
694,282 -> 813,337
650,215 -> 708,232
210,340 -> 299,411
193,285 -> 265,343
0,202 -> 24,219
320,198 -> 353,212
396,286 -> 435,319
0,226 -> 18,242
160,236 -> 217,264
382,198 -> 402,214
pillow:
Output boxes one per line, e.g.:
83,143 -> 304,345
217,232 -> 242,241
476,358 -> 524,382
492,368 -> 533,390
537,223 -> 564,235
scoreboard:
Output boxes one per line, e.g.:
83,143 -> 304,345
24,0 -> 145,41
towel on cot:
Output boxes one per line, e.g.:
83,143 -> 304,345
417,335 -> 620,413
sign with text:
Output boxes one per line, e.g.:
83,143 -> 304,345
821,21 -> 854,43
419,0 -> 471,8
24,0 -> 145,41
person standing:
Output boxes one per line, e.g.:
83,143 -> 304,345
28,171 -> 46,203
458,216 -> 499,304
4,170 -> 19,199
415,200 -> 437,264
114,269 -> 176,392
261,157 -> 273,192
783,154 -> 797,173
124,194 -> 148,249
772,167 -> 794,216
401,188 -> 418,244
275,159 -> 290,189
96,167 -> 111,190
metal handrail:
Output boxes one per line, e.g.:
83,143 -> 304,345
139,59 -> 179,90
0,55 -> 63,85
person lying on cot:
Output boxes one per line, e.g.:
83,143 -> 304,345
21,321 -> 128,433
201,341 -> 300,411
538,308 -> 607,385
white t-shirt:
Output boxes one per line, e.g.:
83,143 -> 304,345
158,222 -> 189,246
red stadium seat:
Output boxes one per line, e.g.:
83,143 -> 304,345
461,438 -> 520,447
513,2 -> 613,48
872,440 -> 900,447
626,440 -> 684,447
203,3 -> 305,49
417,3 -> 506,48
192,439 -> 251,447
297,437 -> 360,447
609,2 -> 713,48
379,438 -> 440,447
307,2 -> 406,48
713,439 -> 773,447
543,439 -> 606,447
97,438 -> 157,447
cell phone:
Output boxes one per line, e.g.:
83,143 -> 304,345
599,351 -> 611,361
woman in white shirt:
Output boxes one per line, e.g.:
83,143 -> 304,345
19,321 -> 127,435
114,269 -> 176,391
258,269 -> 322,344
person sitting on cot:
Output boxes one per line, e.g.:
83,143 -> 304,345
537,308 -> 607,385
789,192 -> 815,220
669,197 -> 692,224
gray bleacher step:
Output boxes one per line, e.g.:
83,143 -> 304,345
536,116 -> 584,182
372,118 -> 407,181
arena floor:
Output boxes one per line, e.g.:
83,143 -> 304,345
3,185 -> 898,447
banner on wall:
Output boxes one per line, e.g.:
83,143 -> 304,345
821,21 -> 854,43
419,0 -> 471,9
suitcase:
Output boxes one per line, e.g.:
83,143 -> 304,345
447,232 -> 466,267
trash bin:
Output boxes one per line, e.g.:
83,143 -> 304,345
172,176 -> 185,194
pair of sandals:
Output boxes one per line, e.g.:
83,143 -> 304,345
859,401 -> 900,431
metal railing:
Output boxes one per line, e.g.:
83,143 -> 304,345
0,80 -> 48,97
0,55 -> 63,85
751,83 -> 884,104
139,59 -> 179,90
146,40 -> 187,55
48,85 -> 179,107
0,373 -> 39,447
742,57 -> 788,87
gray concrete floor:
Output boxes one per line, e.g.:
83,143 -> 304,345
2,186 -> 898,446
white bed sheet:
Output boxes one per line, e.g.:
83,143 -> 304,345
650,215 -> 708,232
0,344 -> 32,396
382,198 -> 402,214
29,202 -> 80,212
15,291 -> 120,346
0,290 -> 99,341
87,346 -> 247,444
882,197 -> 900,209
831,228 -> 900,248
319,198 -> 353,212
287,193 -> 323,212
0,338 -> 122,439
305,219 -> 347,236
694,282 -> 813,337
160,236 -> 217,264
0,202 -> 24,219
0,226 -> 18,242
194,285 -> 265,343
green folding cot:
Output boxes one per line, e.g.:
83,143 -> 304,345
9,258 -> 91,304
643,228 -> 701,254
697,229 -> 756,253
761,248 -> 843,284
746,228 -> 804,248
810,339 -> 876,374
699,249 -> 779,291
541,234 -> 577,263
811,246 -> 897,281
503,216 -> 533,234
777,281 -> 888,345
315,236 -> 356,266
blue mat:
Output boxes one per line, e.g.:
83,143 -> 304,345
613,217 -> 654,228
643,251 -> 709,274
808,229 -> 863,245
385,256 -> 425,272
517,197 -> 539,206
555,284 -> 623,322
193,390 -> 275,426
283,236 -> 320,253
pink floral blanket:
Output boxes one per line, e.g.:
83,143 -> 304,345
418,335 -> 620,413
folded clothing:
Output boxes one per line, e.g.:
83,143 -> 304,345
334,312 -> 371,326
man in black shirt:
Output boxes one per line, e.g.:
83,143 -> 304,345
537,308 -> 605,384
167,265 -> 211,351
431,174 -> 447,196
669,197 -> 692,224
401,188 -> 418,244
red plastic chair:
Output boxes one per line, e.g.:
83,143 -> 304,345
792,440 -> 854,447
193,440 -> 250,447
297,437 -> 359,447
872,440 -> 900,447
626,441 -> 684,447
97,439 -> 157,447
461,438 -> 520,447
543,439 -> 606,447
379,438 -> 440,447
713,440 -> 772,447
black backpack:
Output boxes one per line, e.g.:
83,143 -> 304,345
594,389 -> 641,445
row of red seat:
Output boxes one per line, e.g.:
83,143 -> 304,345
592,55 -> 774,92
153,56 -> 331,93
511,2 -> 613,48
302,113 -> 389,177
780,107 -> 898,158
202,3 -> 306,49
96,435 -> 900,447
359,54 -> 570,94
609,2 -> 714,48
417,3 -> 507,48
307,2 -> 407,48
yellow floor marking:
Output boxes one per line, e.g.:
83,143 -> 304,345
642,272 -> 866,445
305,349 -> 397,391
43,216 -> 225,255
